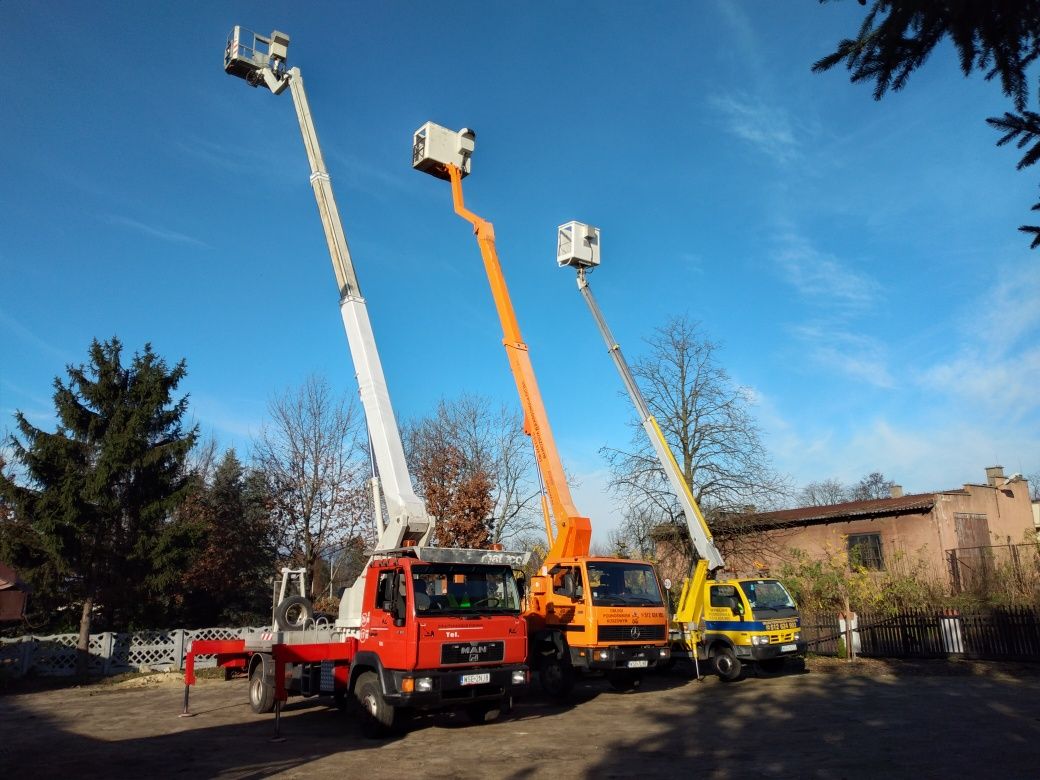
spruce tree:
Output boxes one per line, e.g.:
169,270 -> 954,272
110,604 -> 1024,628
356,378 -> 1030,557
179,450 -> 275,625
1,338 -> 196,672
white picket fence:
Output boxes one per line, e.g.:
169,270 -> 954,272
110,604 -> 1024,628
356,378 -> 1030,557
0,626 -> 268,678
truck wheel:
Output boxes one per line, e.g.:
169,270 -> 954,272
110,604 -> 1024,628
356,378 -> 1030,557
606,670 -> 643,692
538,658 -> 574,699
353,671 -> 396,738
249,663 -> 275,714
273,595 -> 314,631
757,658 -> 786,676
466,696 -> 509,724
712,646 -> 744,682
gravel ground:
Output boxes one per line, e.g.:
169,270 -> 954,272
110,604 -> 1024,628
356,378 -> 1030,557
3,657 -> 1040,779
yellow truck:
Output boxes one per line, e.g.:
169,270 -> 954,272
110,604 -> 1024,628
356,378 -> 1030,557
557,222 -> 806,680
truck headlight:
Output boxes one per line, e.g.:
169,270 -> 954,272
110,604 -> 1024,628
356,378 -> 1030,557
415,677 -> 434,692
793,632 -> 802,642
751,635 -> 770,646
659,647 -> 670,658
597,649 -> 610,660
511,669 -> 527,685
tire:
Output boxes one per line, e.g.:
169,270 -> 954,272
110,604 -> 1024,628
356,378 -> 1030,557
606,670 -> 643,692
757,658 -> 786,676
353,671 -> 396,738
656,657 -> 677,673
273,595 -> 314,631
249,661 -> 275,714
538,657 -> 574,699
712,646 -> 744,682
466,696 -> 510,724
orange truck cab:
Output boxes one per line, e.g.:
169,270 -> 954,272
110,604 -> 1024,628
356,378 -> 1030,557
528,557 -> 670,689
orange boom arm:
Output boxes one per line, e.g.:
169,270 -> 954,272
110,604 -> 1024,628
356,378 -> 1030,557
446,164 -> 592,561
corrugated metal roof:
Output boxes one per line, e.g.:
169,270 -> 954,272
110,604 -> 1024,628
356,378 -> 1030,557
741,493 -> 935,531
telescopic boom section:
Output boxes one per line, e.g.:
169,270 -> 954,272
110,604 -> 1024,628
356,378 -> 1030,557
223,28 -> 429,549
444,165 -> 592,561
558,223 -> 724,571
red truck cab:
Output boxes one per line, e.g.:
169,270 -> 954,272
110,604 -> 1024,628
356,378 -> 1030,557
345,555 -> 528,733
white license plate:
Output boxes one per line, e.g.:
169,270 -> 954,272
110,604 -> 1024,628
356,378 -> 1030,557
627,659 -> 649,668
781,643 -> 798,653
461,672 -> 491,686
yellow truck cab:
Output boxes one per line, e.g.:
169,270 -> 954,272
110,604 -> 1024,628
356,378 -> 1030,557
671,564 -> 806,681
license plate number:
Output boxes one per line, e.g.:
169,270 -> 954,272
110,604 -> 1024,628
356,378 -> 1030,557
627,659 -> 649,668
461,672 -> 491,686
781,643 -> 798,653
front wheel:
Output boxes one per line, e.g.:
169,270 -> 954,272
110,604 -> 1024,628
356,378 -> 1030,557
538,657 -> 574,698
353,671 -> 397,738
712,646 -> 744,682
466,696 -> 511,724
606,670 -> 643,692
249,662 -> 275,714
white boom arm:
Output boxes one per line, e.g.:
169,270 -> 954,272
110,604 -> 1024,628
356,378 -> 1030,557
565,244 -> 725,570
283,70 -> 431,551
224,28 -> 432,627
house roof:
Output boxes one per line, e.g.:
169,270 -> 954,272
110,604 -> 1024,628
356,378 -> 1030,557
738,492 -> 936,531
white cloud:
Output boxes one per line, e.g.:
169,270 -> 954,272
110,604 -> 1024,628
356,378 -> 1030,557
709,93 -> 798,164
775,232 -> 880,309
792,324 -> 895,389
0,308 -> 73,363
766,412 -> 1038,496
106,215 -> 208,248
918,262 -> 1040,418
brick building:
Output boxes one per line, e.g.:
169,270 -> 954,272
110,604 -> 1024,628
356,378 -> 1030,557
654,466 -> 1036,589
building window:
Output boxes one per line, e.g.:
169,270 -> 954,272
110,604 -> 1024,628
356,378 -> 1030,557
847,533 -> 884,570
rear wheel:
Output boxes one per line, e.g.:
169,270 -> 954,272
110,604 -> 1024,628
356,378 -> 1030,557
712,646 -> 744,682
248,662 -> 275,714
606,670 -> 643,692
353,671 -> 397,738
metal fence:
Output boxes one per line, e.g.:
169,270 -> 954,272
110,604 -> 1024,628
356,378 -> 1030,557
0,626 -> 267,678
802,607 -> 1040,662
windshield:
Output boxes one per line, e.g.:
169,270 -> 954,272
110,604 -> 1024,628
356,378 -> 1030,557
587,562 -> 664,607
739,580 -> 797,616
412,565 -> 521,615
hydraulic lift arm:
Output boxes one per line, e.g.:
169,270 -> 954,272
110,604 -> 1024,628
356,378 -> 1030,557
412,122 -> 591,561
223,28 -> 430,553
557,223 -> 724,572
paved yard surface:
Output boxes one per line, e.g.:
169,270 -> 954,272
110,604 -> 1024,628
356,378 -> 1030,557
3,659 -> 1040,779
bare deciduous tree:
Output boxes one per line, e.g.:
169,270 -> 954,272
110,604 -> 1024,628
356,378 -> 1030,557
253,376 -> 372,600
407,395 -> 541,546
850,471 -> 896,501
1025,470 -> 1040,501
797,478 -> 852,507
603,316 -> 789,551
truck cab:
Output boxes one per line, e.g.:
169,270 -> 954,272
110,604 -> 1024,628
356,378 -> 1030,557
347,555 -> 528,731
677,574 -> 806,681
528,556 -> 670,693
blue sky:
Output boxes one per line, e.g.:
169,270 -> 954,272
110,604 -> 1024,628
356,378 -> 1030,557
2,2 -> 1038,543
